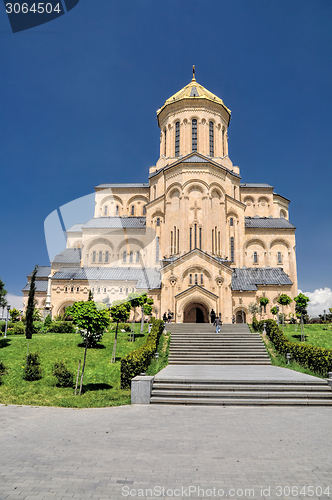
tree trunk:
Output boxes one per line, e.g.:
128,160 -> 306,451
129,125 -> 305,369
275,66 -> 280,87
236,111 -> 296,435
111,321 -> 119,363
132,307 -> 136,342
79,338 -> 88,395
140,307 -> 144,333
282,305 -> 284,332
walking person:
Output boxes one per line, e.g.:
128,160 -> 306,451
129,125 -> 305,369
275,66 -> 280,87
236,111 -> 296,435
210,309 -> 216,324
167,309 -> 172,323
214,314 -> 222,334
232,314 -> 236,324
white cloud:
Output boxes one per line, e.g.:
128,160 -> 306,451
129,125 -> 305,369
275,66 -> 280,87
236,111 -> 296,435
4,293 -> 23,311
299,288 -> 332,317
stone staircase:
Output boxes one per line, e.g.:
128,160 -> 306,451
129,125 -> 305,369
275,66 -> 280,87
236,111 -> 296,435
149,323 -> 332,405
166,323 -> 271,365
150,379 -> 332,406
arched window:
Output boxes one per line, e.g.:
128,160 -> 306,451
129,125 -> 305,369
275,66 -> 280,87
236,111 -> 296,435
230,237 -> 234,262
126,288 -> 129,294
175,121 -> 180,157
98,287 -> 100,293
222,127 -> 225,156
156,217 -> 160,227
120,287 -> 123,293
143,206 -> 146,215
170,231 -> 173,255
123,251 -> 127,263
189,274 -> 192,285
234,186 -> 237,199
253,251 -> 258,263
105,251 -> 109,263
201,274 -> 203,285
99,251 -> 102,263
132,288 -> 135,293
164,129 -> 167,156
209,121 -> 214,156
192,119 -> 197,152
77,287 -> 79,292
154,185 -> 156,199
195,274 -> 198,285
278,252 -> 282,264
189,228 -> 192,251
104,287 -> 106,293
65,286 -> 68,292
199,227 -> 202,250
136,251 -> 140,263
230,218 -> 234,226
177,228 -> 180,253
104,206 -> 108,216
129,251 -> 133,263
71,287 -> 74,293
131,205 -> 135,216
116,205 -> 119,215
156,236 -> 160,263
92,251 -> 96,263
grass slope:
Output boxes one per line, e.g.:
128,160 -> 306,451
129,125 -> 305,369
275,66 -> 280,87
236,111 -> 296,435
0,324 -> 148,408
282,324 -> 332,349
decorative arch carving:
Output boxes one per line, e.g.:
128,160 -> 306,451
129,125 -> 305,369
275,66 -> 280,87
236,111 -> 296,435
243,196 -> 255,206
269,239 -> 290,250
244,238 -> 267,250
183,179 -> 209,195
258,196 -> 269,206
116,238 -> 145,252
86,237 -> 114,253
126,195 -> 149,207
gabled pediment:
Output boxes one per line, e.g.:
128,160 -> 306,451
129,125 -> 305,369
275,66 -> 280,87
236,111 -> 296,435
175,284 -> 219,300
161,248 -> 233,274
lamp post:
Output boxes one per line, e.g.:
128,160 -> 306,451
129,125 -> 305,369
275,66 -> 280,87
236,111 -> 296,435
4,305 -> 11,338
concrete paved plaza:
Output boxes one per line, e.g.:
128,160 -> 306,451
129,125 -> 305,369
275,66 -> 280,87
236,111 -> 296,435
0,404 -> 331,500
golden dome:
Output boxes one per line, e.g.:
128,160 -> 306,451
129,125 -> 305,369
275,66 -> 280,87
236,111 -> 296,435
157,67 -> 231,118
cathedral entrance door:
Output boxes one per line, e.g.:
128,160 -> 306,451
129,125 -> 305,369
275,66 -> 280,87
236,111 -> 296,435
183,302 -> 209,323
236,311 -> 247,323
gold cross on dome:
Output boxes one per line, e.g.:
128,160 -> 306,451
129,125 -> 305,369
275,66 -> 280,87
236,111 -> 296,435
190,201 -> 201,220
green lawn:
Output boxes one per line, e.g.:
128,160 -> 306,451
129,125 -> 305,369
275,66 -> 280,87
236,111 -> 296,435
282,323 -> 332,349
0,323 -> 150,408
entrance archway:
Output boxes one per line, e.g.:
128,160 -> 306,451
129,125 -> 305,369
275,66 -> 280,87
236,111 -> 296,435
236,311 -> 247,323
183,302 -> 209,323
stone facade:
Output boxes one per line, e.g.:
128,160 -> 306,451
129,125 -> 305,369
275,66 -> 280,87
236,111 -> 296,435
23,72 -> 298,323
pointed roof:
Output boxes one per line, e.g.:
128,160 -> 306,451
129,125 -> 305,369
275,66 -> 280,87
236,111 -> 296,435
157,68 -> 231,118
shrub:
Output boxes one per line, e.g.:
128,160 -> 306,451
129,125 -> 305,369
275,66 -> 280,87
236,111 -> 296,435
1,321 -> 14,333
265,320 -> 332,376
33,321 -> 44,333
48,321 -> 75,333
13,322 -> 25,335
119,323 -> 131,332
23,352 -> 42,381
44,315 -> 52,329
52,361 -> 74,388
121,318 -> 164,389
252,316 -> 259,332
0,360 -> 7,376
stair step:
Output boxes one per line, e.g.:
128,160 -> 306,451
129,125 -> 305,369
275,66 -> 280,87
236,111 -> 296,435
150,397 -> 332,406
153,383 -> 330,391
151,389 -> 332,399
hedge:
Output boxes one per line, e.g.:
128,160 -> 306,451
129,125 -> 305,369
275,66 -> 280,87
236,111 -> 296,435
120,318 -> 164,389
48,321 -> 75,333
264,320 -> 332,376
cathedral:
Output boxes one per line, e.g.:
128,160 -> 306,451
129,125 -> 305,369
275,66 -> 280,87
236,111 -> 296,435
23,69 -> 298,323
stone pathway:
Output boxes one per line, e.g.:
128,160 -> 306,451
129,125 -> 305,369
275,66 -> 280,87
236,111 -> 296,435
0,404 -> 332,499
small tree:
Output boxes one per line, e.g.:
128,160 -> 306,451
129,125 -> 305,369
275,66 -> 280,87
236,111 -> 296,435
9,308 -> 20,322
68,301 -> 110,394
259,297 -> 269,315
277,294 -> 293,332
23,352 -> 42,381
248,302 -> 259,319
110,301 -> 131,362
44,314 -> 52,330
26,265 -> 38,340
127,292 -> 144,341
270,306 -> 278,317
294,293 -> 310,341
88,289 -> 93,301
0,278 -> 7,317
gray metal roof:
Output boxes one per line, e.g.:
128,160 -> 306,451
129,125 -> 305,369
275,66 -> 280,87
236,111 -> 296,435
52,267 -> 161,289
27,266 -> 51,278
52,248 -> 82,264
240,183 -> 274,188
95,183 -> 149,189
232,267 -> 293,291
67,223 -> 84,232
245,217 -> 295,229
182,154 -> 209,163
82,217 -> 146,229
23,281 -> 48,292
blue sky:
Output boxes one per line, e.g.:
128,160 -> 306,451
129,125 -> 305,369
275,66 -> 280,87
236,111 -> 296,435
1,0 -> 332,303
